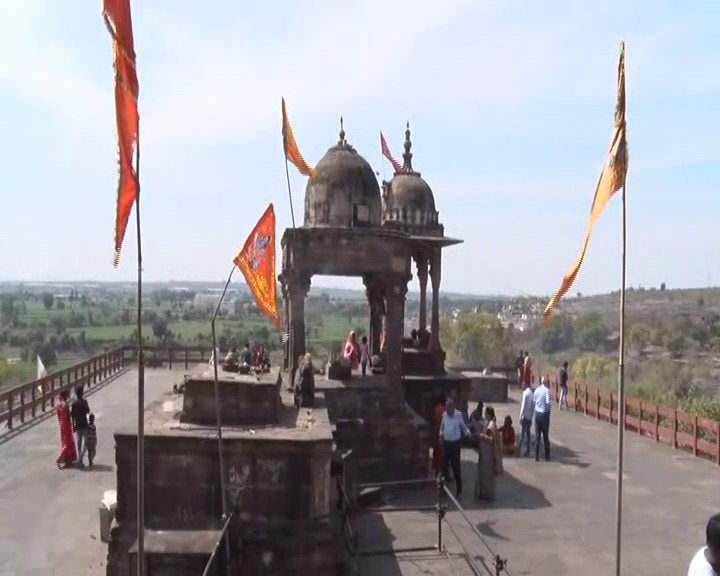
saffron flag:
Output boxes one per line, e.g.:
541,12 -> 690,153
380,131 -> 402,173
233,204 -> 281,328
545,42 -> 627,320
281,98 -> 314,178
103,0 -> 139,267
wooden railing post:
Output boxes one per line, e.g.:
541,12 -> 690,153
19,387 -> 25,424
31,384 -> 37,418
596,390 -> 601,419
716,422 -> 720,466
185,349 -> 189,370
654,404 -> 659,441
583,385 -> 588,415
693,416 -> 698,457
7,393 -> 13,429
673,410 -> 678,449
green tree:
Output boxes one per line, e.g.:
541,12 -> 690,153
540,314 -> 574,354
574,313 -> 609,352
0,296 -> 17,325
42,293 -> 54,310
627,323 -> 650,352
440,312 -> 513,367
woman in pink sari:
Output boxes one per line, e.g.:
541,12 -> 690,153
56,390 -> 77,469
343,331 -> 360,370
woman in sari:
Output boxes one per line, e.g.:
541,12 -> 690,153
474,406 -> 503,500
343,331 -> 360,370
56,389 -> 77,469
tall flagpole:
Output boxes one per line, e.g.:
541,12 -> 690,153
614,179 -> 627,576
134,134 -> 146,576
210,265 -> 235,567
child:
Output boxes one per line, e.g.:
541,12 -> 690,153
359,336 -> 369,376
499,415 -> 517,456
87,413 -> 98,467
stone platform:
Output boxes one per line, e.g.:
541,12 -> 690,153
462,370 -> 509,403
181,366 -> 282,426
108,378 -> 336,576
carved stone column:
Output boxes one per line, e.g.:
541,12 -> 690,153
363,274 -> 385,358
278,275 -> 290,370
429,249 -> 442,351
384,279 -> 408,406
414,254 -> 429,330
288,274 -> 311,382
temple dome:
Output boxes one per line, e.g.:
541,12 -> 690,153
303,120 -> 382,228
384,123 -> 438,227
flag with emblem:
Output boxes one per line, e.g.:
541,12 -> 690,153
380,131 -> 402,173
103,0 -> 140,267
545,43 -> 628,320
281,98 -> 314,178
233,204 -> 281,327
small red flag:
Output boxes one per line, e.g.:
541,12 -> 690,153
380,131 -> 402,173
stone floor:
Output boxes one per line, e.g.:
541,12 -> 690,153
0,368 -> 184,576
356,390 -> 720,575
1,372 -> 718,576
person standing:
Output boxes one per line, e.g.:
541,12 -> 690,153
533,376 -> 551,461
523,351 -> 533,388
359,336 -> 369,376
518,380 -> 535,457
439,398 -> 470,497
70,386 -> 91,468
86,413 -> 98,467
558,361 -> 569,410
515,351 -> 524,386
688,513 -> 720,575
55,390 -> 77,469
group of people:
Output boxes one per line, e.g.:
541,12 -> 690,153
220,342 -> 271,373
433,395 -> 515,500
55,385 -> 97,469
342,331 -> 370,376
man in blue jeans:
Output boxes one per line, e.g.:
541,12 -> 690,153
439,398 -> 470,497
533,377 -> 552,461
71,386 -> 91,468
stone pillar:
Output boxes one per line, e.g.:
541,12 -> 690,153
429,249 -> 442,351
414,254 -> 429,330
363,275 -> 385,358
288,275 -> 311,382
279,276 -> 290,370
384,280 -> 408,406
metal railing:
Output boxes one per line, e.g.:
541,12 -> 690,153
357,475 -> 513,576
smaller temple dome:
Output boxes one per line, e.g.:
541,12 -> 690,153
304,118 -> 382,228
384,123 -> 437,224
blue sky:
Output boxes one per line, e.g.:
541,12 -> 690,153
1,0 -> 719,296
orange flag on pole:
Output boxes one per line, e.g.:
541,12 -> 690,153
545,42 -> 628,320
281,98 -> 315,178
103,0 -> 139,267
233,204 -> 281,327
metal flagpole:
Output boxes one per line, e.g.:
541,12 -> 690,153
283,151 -> 297,383
134,132 -> 146,576
614,179 -> 627,576
210,265 -> 235,567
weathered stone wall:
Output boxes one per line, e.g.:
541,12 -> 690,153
115,433 -> 331,529
401,372 -> 471,428
464,373 -> 509,403
324,387 -> 430,483
181,376 -> 280,426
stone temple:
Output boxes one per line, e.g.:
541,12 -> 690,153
105,121 -> 466,576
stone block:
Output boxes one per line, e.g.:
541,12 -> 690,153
464,372 -> 509,403
401,372 -> 471,429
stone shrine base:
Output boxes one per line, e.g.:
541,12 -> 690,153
318,373 -> 430,484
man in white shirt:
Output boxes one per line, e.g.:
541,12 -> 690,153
439,398 -> 470,497
517,382 -> 535,457
533,376 -> 552,461
688,513 -> 720,576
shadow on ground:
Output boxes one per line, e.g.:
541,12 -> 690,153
355,511 -> 403,576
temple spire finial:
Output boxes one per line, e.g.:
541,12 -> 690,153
338,116 -> 346,146
402,120 -> 413,172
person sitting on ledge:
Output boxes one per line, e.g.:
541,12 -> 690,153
499,415 -> 517,456
239,342 -> 252,366
410,329 -> 419,348
343,331 -> 360,370
417,327 -> 430,349
222,347 -> 239,371
253,346 -> 271,373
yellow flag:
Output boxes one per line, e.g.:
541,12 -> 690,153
281,97 -> 315,178
545,42 -> 627,320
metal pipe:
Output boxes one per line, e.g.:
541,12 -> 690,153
210,265 -> 236,568
358,478 -> 436,489
359,545 -> 438,557
201,510 -> 235,576
359,505 -> 438,514
442,517 -> 487,576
